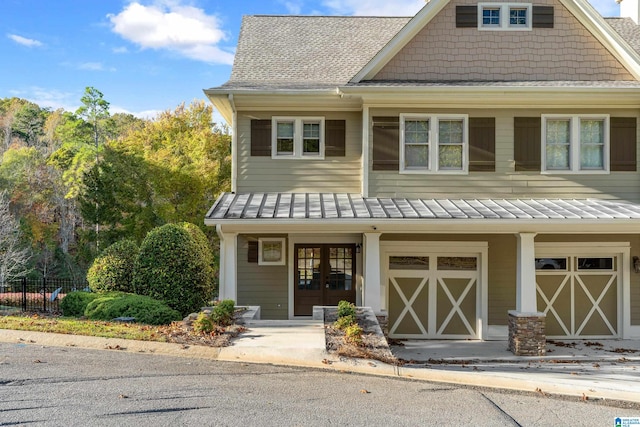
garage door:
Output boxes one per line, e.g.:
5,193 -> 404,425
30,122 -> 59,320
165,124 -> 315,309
536,255 -> 620,339
387,255 -> 479,339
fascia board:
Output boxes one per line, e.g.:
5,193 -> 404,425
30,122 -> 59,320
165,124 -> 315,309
207,218 -> 640,234
350,0 -> 450,83
203,92 -> 233,125
559,0 -> 640,80
339,86 -> 640,107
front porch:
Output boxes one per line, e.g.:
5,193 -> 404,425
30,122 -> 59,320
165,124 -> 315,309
207,193 -> 640,352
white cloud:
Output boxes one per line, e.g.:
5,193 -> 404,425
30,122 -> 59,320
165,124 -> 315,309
322,0 -> 425,16
11,87 -> 78,111
110,105 -> 162,119
108,1 -> 234,65
79,62 -> 105,71
7,34 -> 43,47
278,0 -> 304,14
112,46 -> 129,54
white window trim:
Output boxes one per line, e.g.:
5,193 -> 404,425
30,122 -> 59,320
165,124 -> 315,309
271,117 -> 325,159
478,3 -> 532,31
258,237 -> 286,266
399,113 -> 469,174
541,114 -> 610,175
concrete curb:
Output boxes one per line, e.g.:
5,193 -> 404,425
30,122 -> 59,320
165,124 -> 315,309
2,329 -> 639,404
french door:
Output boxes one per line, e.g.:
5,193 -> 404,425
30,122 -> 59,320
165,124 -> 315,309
294,244 -> 356,316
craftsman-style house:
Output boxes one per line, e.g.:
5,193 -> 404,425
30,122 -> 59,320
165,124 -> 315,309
204,0 -> 640,352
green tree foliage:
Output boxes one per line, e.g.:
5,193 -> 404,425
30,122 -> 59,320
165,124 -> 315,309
0,90 -> 230,285
87,239 -> 138,293
79,101 -> 230,245
133,223 -> 214,317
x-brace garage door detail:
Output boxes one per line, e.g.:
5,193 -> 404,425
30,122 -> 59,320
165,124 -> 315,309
387,255 -> 479,339
536,255 -> 620,339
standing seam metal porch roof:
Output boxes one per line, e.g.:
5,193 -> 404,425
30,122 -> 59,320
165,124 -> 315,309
206,193 -> 640,221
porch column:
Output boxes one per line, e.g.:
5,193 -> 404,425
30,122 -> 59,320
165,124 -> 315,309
509,232 -> 545,356
217,226 -> 238,302
363,232 -> 382,313
516,232 -> 537,313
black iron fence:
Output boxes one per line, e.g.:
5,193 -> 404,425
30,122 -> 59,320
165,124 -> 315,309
0,278 -> 88,313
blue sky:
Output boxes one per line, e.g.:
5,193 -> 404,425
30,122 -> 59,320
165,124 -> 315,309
1,0 -> 623,124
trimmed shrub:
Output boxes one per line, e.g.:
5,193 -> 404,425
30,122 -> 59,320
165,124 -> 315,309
334,314 -> 356,330
337,300 -> 356,318
193,312 -> 215,334
132,223 -> 214,316
344,323 -> 363,346
87,240 -> 138,293
211,299 -> 235,326
84,293 -> 181,325
60,291 -> 101,317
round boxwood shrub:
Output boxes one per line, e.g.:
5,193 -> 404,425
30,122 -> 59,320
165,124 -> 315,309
84,293 -> 181,325
87,239 -> 138,293
132,223 -> 214,316
60,291 -> 101,317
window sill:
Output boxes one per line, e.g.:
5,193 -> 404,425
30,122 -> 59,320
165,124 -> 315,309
540,170 -> 610,175
399,169 -> 469,175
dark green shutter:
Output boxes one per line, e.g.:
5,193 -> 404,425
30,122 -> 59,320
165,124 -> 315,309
533,6 -> 554,28
247,241 -> 258,263
372,117 -> 400,171
469,118 -> 495,172
514,117 -> 541,172
325,120 -> 346,157
251,119 -> 271,156
456,6 -> 477,28
610,117 -> 637,171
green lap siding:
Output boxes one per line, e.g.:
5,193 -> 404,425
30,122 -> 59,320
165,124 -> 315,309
237,235 -> 288,319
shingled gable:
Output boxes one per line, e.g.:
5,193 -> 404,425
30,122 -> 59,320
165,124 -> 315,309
350,0 -> 640,83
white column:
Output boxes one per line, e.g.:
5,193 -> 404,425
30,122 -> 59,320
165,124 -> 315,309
363,232 -> 381,313
217,226 -> 238,302
515,232 -> 537,313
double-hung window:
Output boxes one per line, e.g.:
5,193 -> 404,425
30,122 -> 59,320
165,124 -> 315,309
542,115 -> 609,173
478,3 -> 532,30
272,117 -> 325,159
400,114 -> 468,173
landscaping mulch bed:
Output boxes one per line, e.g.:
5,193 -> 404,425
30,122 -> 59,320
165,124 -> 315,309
323,308 -> 399,365
155,322 -> 246,347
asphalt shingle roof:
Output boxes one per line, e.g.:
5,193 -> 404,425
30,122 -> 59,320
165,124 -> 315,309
224,15 -> 409,89
606,17 -> 640,54
207,193 -> 640,221
212,14 -> 640,91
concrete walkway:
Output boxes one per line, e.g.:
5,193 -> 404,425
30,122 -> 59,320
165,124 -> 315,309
1,320 -> 640,404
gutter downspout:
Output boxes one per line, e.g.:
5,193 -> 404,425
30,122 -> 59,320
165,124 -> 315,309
229,94 -> 238,193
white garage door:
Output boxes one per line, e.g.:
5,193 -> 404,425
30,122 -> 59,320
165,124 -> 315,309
536,255 -> 620,339
387,255 -> 479,339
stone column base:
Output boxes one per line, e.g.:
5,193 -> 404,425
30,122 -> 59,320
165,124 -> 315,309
508,310 -> 546,356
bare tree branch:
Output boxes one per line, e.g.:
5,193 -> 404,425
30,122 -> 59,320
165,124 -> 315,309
0,190 -> 31,285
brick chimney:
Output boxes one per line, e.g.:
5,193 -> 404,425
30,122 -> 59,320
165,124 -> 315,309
620,0 -> 640,24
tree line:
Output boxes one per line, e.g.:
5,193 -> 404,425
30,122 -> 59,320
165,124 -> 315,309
0,87 -> 231,284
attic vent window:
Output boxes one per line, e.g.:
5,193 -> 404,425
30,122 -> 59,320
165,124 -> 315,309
478,3 -> 532,30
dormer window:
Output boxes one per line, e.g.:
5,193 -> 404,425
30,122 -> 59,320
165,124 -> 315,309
509,8 -> 528,26
482,8 -> 500,27
478,3 -> 532,30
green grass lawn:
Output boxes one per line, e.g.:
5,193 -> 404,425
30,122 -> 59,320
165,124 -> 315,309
0,314 -> 169,342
